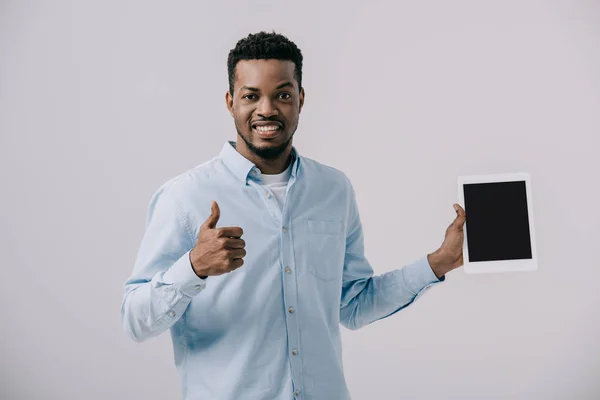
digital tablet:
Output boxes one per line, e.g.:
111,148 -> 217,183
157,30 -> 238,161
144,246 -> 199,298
457,172 -> 538,274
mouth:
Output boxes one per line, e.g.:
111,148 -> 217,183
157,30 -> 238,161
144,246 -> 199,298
251,122 -> 283,139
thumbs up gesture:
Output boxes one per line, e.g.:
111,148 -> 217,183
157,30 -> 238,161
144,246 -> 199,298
189,201 -> 246,278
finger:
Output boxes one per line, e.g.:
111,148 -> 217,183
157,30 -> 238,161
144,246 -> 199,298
201,201 -> 221,230
452,204 -> 466,227
217,226 -> 244,238
224,238 -> 245,249
228,248 -> 247,259
230,258 -> 244,269
453,203 -> 465,215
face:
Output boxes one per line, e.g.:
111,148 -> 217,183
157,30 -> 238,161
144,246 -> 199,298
226,59 -> 305,160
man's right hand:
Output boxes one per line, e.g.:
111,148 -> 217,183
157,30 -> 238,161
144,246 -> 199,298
189,201 -> 246,278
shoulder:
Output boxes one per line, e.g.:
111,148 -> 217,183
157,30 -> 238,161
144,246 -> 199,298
152,156 -> 221,200
299,155 -> 353,190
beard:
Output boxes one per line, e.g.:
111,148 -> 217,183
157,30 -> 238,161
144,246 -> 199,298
236,124 -> 296,161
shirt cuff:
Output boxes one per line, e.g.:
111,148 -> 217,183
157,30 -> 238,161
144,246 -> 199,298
162,250 -> 207,297
402,254 -> 445,298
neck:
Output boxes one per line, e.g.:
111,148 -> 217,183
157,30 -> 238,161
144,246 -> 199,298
235,139 -> 293,175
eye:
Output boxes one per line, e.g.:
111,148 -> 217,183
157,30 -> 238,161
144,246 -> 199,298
279,92 -> 291,99
242,94 -> 257,100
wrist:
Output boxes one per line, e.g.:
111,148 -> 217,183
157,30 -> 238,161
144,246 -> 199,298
427,250 -> 449,279
189,250 -> 208,279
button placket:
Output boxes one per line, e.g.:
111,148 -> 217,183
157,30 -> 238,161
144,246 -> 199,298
277,177 -> 304,395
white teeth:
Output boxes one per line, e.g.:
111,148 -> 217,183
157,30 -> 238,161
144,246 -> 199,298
255,125 -> 279,132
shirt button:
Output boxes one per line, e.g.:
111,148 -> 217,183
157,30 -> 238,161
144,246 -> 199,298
291,348 -> 298,356
288,307 -> 295,314
295,389 -> 301,396
168,311 -> 176,317
194,285 -> 202,291
284,267 -> 292,274
265,192 -> 271,198
282,227 -> 287,232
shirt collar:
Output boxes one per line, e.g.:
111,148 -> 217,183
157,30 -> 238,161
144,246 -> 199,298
219,140 -> 301,184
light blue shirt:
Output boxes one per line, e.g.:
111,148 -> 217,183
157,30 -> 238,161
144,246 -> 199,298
121,141 -> 445,400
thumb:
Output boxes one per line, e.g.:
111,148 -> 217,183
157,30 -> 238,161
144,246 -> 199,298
453,204 -> 466,227
201,201 -> 220,230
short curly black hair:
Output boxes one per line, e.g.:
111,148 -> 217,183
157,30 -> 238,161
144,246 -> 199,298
227,31 -> 303,96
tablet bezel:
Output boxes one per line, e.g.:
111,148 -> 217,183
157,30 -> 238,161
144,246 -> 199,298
457,172 -> 538,274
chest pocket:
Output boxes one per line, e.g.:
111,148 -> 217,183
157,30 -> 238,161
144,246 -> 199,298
305,219 -> 346,281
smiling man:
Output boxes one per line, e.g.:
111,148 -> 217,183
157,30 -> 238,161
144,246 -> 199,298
229,59 -> 301,167
121,31 -> 466,400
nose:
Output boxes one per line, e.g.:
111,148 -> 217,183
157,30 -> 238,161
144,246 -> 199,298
257,97 -> 279,118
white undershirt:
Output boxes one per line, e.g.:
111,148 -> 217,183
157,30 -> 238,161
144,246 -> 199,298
259,161 -> 293,212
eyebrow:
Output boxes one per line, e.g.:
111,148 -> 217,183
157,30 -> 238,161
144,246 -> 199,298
240,82 -> 294,92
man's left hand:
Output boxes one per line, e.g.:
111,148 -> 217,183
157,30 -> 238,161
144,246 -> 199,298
427,204 -> 467,279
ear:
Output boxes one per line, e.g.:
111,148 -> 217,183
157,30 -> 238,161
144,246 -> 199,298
225,91 -> 234,116
299,87 -> 305,113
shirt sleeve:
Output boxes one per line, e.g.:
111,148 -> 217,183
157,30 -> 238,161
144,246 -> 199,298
121,183 -> 207,342
339,180 -> 445,331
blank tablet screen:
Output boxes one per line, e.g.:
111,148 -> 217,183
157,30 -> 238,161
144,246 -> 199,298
463,181 -> 532,262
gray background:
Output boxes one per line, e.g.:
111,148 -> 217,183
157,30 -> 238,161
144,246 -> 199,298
1,0 -> 599,399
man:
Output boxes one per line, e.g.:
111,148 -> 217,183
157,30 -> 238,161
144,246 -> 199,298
121,31 -> 466,400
